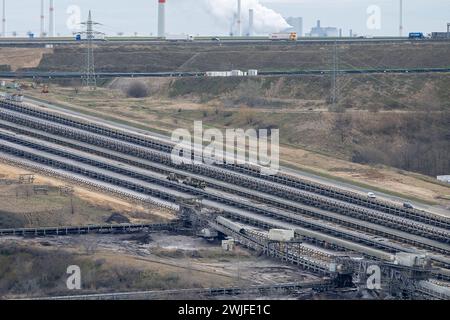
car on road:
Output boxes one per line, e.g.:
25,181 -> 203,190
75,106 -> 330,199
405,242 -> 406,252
367,192 -> 377,199
403,202 -> 414,209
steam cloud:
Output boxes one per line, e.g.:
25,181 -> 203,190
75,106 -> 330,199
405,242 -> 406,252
202,0 -> 291,34
170,0 -> 290,35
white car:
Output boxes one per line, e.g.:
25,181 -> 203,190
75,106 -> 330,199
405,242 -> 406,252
367,192 -> 377,199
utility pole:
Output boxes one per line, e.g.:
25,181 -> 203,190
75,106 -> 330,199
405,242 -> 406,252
80,11 -> 102,90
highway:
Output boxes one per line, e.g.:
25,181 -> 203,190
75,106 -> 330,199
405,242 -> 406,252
2,68 -> 450,79
0,36 -> 449,47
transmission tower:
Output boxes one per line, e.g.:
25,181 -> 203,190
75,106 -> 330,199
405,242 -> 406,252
80,11 -> 102,90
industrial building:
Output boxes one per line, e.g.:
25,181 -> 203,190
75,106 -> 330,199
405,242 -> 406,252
307,20 -> 338,37
285,17 -> 303,37
432,24 -> 450,39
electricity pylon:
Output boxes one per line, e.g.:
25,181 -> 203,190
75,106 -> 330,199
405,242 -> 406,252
80,11 -> 103,90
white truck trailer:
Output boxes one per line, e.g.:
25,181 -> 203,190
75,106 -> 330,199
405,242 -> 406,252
269,32 -> 298,41
165,34 -> 195,42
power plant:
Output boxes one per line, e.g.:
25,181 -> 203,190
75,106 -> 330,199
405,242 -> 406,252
157,0 -> 166,38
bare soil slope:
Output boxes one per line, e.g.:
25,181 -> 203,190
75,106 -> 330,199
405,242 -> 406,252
24,42 -> 450,73
0,48 -> 53,71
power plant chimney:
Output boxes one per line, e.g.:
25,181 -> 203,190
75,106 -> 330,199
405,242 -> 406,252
49,0 -> 55,37
248,9 -> 254,36
237,0 -> 241,37
399,0 -> 403,37
2,0 -> 6,37
158,0 -> 166,38
40,0 -> 45,37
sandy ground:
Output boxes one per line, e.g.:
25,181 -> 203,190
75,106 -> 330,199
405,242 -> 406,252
0,48 -> 53,71
0,161 -> 175,226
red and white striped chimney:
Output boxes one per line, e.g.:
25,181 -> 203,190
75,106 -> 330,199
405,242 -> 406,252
158,0 -> 166,38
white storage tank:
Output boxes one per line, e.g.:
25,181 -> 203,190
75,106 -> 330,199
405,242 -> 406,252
231,70 -> 244,77
248,69 -> 258,76
268,229 -> 295,242
165,34 -> 194,42
206,71 -> 232,77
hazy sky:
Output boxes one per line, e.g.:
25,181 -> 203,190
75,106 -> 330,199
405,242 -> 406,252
3,0 -> 450,37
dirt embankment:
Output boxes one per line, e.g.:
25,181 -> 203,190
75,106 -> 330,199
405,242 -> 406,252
0,48 -> 53,71
22,41 -> 450,73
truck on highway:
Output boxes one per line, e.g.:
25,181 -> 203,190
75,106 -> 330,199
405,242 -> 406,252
269,32 -> 298,41
409,32 -> 425,39
74,33 -> 106,41
165,34 -> 195,42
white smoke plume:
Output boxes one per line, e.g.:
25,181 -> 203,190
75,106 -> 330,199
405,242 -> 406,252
172,0 -> 290,35
201,0 -> 291,35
